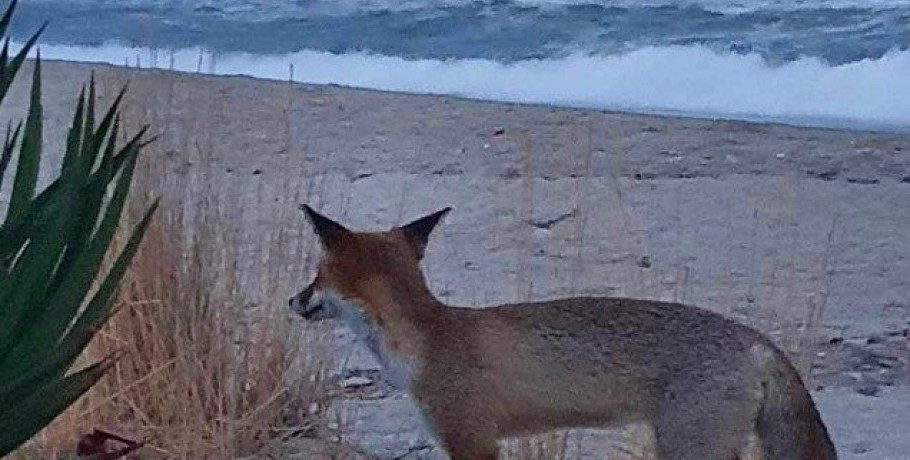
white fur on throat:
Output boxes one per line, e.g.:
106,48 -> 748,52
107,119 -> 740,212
311,289 -> 418,391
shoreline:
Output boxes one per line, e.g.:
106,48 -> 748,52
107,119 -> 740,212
10,37 -> 908,134
31,56 -> 910,135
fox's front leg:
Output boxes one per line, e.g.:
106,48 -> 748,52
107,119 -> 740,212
417,389 -> 500,460
434,416 -> 499,460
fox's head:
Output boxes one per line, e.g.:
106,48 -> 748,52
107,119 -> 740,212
289,204 -> 450,322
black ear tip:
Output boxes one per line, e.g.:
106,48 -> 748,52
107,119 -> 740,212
299,203 -> 321,225
299,204 -> 319,221
417,207 -> 452,227
434,207 -> 453,219
299,204 -> 349,244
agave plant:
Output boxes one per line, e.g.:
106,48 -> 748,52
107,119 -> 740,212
0,0 -> 157,455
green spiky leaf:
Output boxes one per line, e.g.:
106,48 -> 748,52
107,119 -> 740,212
5,52 -> 41,225
0,121 -> 22,191
0,2 -> 158,455
0,16 -> 44,105
0,361 -> 110,455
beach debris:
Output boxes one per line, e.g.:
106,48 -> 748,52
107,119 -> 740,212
856,384 -> 881,397
638,256 -> 652,268
806,168 -> 839,180
528,210 -> 576,230
341,376 -> 374,389
352,171 -> 373,181
76,429 -> 144,459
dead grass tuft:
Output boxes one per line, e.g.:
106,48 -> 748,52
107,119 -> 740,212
21,200 -> 319,459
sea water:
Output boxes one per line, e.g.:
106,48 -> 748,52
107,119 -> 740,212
7,0 -> 910,130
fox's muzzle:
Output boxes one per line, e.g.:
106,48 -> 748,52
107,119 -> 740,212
289,283 -> 323,320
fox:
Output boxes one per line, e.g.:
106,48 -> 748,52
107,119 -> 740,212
289,204 -> 837,460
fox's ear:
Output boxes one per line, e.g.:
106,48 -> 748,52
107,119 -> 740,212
399,207 -> 451,259
300,204 -> 350,248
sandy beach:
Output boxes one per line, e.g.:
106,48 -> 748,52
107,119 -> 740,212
1,60 -> 908,459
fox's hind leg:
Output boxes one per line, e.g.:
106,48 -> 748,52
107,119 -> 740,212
652,386 -> 762,459
653,420 -> 742,460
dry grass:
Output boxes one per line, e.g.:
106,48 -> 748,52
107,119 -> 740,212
18,200 -> 320,459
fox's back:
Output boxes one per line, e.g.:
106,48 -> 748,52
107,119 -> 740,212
495,296 -> 770,366
422,297 -> 789,435
463,296 -> 776,376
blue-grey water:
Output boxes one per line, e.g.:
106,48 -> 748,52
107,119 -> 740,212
7,0 -> 910,129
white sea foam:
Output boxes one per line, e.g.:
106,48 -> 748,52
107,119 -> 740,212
21,42 -> 910,131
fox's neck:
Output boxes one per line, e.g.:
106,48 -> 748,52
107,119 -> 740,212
359,275 -> 445,327
339,277 -> 442,390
